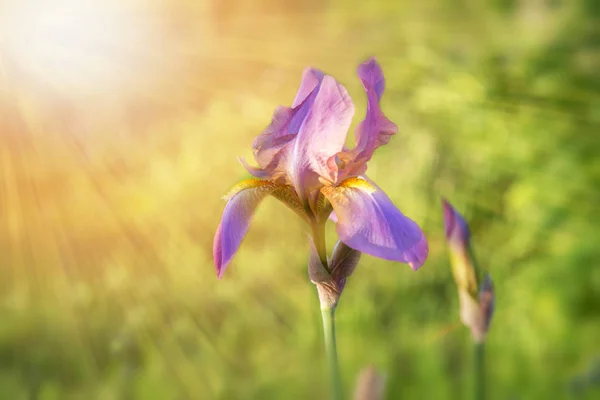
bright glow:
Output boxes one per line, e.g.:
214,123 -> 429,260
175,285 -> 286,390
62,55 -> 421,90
1,0 -> 160,95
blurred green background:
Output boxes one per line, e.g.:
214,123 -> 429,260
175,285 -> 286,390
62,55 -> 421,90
0,0 -> 599,398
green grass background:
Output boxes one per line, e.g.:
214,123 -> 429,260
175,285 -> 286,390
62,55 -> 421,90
0,0 -> 599,398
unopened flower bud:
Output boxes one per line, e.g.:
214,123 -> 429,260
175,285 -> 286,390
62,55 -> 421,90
442,198 -> 495,342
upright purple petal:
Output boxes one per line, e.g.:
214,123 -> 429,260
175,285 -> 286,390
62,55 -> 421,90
292,68 -> 325,108
333,58 -> 398,181
291,75 -> 355,197
244,68 -> 354,197
354,57 -> 397,152
243,69 -> 325,184
213,180 -> 280,278
321,177 -> 428,270
357,58 -> 386,99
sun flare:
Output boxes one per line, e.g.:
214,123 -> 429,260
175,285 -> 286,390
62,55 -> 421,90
1,0 -> 161,95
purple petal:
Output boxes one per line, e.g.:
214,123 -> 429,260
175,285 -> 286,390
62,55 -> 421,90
291,75 -> 355,197
441,198 -> 471,245
245,68 -> 354,195
333,58 -> 397,181
246,106 -> 297,183
292,68 -> 324,108
213,180 -> 279,278
244,70 -> 324,184
321,178 -> 428,270
357,57 -> 386,99
353,58 -> 397,157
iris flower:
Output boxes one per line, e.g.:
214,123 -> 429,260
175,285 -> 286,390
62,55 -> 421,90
442,198 -> 494,342
213,58 -> 428,282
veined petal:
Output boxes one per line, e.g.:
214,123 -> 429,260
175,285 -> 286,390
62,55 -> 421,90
353,58 -> 397,155
332,58 -> 398,181
321,177 -> 428,270
214,179 -> 305,278
244,67 -> 354,194
292,68 -> 324,108
244,69 -> 324,184
246,106 -> 298,183
291,75 -> 355,197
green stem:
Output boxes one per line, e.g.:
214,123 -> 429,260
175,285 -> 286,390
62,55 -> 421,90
474,341 -> 485,400
311,218 -> 329,271
321,306 -> 342,400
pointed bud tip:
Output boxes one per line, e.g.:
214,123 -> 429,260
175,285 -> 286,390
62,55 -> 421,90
441,197 -> 454,236
440,197 -> 470,242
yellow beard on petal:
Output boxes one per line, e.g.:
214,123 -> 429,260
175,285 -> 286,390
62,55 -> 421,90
335,177 -> 377,194
222,179 -> 277,201
222,178 -> 309,223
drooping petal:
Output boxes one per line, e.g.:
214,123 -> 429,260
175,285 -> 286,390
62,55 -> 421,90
331,58 -> 398,182
321,177 -> 428,270
213,179 -> 304,278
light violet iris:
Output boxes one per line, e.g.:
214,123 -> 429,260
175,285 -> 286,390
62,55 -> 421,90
213,58 -> 428,279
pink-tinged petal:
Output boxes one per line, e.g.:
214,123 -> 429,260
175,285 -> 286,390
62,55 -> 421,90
291,75 -> 355,197
333,58 -> 398,181
213,180 -> 282,278
321,177 -> 428,270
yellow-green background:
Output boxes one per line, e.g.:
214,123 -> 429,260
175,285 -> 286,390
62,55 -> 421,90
0,0 -> 598,398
